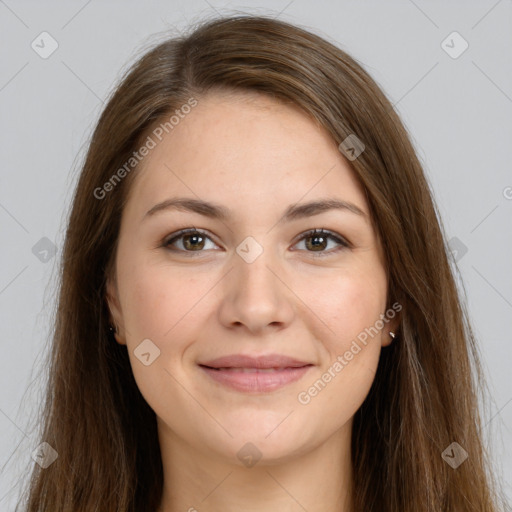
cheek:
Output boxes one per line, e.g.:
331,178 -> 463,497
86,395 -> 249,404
119,265 -> 171,339
119,262 -> 213,358
120,261 -> 199,344
295,274 -> 385,433
305,268 -> 387,347
117,264 -> 202,413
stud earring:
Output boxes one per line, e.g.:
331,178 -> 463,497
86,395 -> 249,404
389,331 -> 396,339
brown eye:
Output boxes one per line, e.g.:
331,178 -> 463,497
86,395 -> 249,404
164,229 -> 217,252
293,229 -> 350,256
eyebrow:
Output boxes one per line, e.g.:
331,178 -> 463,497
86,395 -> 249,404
143,197 -> 367,224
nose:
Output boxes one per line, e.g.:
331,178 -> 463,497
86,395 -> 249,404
217,245 -> 295,336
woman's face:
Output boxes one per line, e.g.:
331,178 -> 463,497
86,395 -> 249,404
107,90 -> 399,465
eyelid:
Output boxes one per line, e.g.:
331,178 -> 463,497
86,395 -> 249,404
289,229 -> 351,259
292,228 -> 351,251
163,227 -> 219,252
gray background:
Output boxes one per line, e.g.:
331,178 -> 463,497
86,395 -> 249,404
0,0 -> 511,509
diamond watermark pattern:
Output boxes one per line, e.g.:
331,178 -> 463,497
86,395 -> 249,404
338,134 -> 365,161
237,442 -> 262,468
31,442 -> 58,468
32,237 -> 57,263
441,31 -> 469,59
448,236 -> 468,263
31,32 -> 59,59
442,442 -> 468,469
236,236 -> 264,264
134,338 -> 161,366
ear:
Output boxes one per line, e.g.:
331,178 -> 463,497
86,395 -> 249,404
105,275 -> 126,346
381,311 -> 402,348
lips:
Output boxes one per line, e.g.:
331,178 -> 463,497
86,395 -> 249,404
198,354 -> 313,393
199,353 -> 311,370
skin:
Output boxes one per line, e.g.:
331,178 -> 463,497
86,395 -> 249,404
106,89 -> 400,512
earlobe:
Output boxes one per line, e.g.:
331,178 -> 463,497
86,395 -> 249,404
381,330 -> 397,348
381,313 -> 401,347
113,330 -> 125,345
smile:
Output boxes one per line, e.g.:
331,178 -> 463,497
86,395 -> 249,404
199,364 -> 313,393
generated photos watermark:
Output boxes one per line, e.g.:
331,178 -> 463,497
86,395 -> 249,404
297,301 -> 402,405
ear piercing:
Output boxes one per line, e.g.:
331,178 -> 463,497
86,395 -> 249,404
389,331 -> 396,339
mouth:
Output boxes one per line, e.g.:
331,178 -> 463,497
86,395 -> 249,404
201,366 -> 308,372
198,362 -> 313,393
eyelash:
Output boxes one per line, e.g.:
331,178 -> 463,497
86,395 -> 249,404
162,227 -> 350,258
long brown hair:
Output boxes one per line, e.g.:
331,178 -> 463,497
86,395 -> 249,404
16,14 -> 508,511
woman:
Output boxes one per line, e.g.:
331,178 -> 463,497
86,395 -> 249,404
18,14 -> 508,512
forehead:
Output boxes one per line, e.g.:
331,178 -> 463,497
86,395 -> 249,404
124,90 -> 370,223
